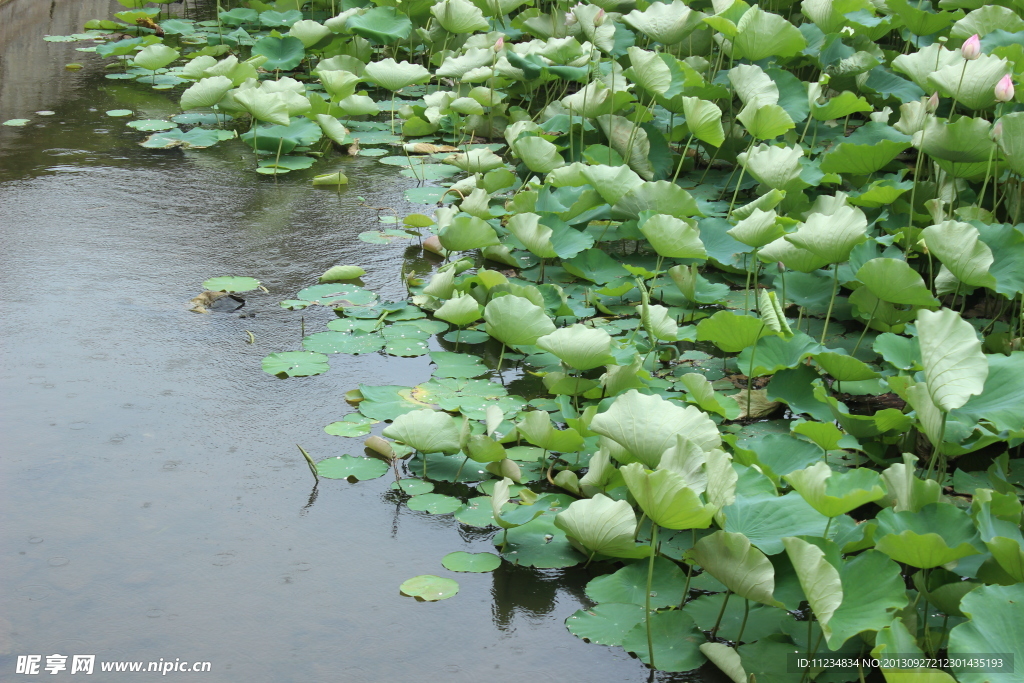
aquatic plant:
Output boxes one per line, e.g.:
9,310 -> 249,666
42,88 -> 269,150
46,0 -> 1024,677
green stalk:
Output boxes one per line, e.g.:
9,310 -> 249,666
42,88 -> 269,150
710,589 -> 732,638
671,133 -> 695,184
747,322 -> 766,416
851,298 -> 880,356
645,523 -> 659,670
735,599 -> 750,645
925,412 -> 948,481
820,265 -> 840,346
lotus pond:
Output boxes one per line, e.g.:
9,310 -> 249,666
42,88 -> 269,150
6,0 -> 1024,679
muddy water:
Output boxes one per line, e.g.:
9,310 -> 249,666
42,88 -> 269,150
0,2 -> 690,681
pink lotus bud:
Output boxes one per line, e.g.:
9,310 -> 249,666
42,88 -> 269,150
961,34 -> 981,60
995,74 -> 1015,102
564,11 -> 578,26
494,35 -> 504,51
992,119 -> 1003,140
777,262 -> 785,273
594,8 -> 606,25
926,92 -> 939,113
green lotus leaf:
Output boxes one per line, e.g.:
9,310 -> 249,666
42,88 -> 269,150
437,48 -> 494,79
727,209 -> 783,248
847,176 -> 914,208
737,143 -> 805,193
874,504 -> 982,568
623,0 -> 705,44
259,9 -> 302,27
639,214 -> 705,259
561,80 -> 612,119
611,180 -> 701,220
203,276 -> 260,292
783,537 -> 843,642
973,502 -> 1024,582
721,492 -> 830,554
431,0 -> 489,33
590,390 -> 721,468
442,551 -> 501,573
577,164 -> 644,205
855,258 -> 940,307
364,58 -> 430,92
444,147 -> 506,173
345,6 -> 412,43
679,373 -> 740,419
917,307 -> 988,412
232,88 -> 290,126
336,93 -> 379,117
566,603 -> 644,648
399,574 -> 459,601
407,492 -> 462,514
434,293 -> 483,327
927,53 -> 1011,111
382,409 -> 461,454
923,220 -> 996,291
319,265 -> 365,283
995,112 -> 1024,176
622,611 -> 706,672
952,352 -> 1024,434
287,20 -> 330,48
687,530 -> 783,607
483,296 -> 555,346
261,350 -> 329,377
737,333 -> 820,377
810,90 -> 872,121
179,75 -> 232,110
784,461 -> 885,518
679,96 -> 725,147
947,583 -> 1024,683
760,235 -> 831,273
517,410 -> 585,453
219,8 -> 259,25
625,47 -> 672,95
919,116 -> 997,165
827,550 -> 909,649
892,43 -> 963,91
729,64 -> 779,109
512,136 -> 565,174
733,5 -> 806,61
536,324 -> 616,371
596,114 -> 654,180
554,494 -> 650,559
814,351 -> 880,382
697,310 -> 772,353
737,103 -> 795,140
437,214 -> 500,252
638,301 -> 678,342
133,43 -> 179,71
250,36 -> 305,71
621,463 -> 717,530
785,204 -> 868,265
819,122 -> 913,175
318,70 -> 361,102
586,557 -> 686,607
316,454 -> 389,480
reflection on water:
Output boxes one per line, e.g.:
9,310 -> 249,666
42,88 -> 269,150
0,1 -> 710,681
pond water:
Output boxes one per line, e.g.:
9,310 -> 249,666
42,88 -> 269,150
0,1 -> 702,680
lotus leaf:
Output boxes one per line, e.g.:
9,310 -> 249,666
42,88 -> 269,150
399,575 -> 459,601
483,296 -> 555,346
874,504 -> 982,568
382,409 -> 461,454
784,461 -> 885,517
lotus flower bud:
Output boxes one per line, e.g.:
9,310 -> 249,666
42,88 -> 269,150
494,35 -> 504,51
995,75 -> 1015,103
564,11 -> 577,26
926,92 -> 939,113
594,8 -> 606,25
777,262 -> 785,273
961,34 -> 981,60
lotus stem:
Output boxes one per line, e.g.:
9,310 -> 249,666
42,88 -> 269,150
671,133 -> 695,184
820,266 -> 839,346
454,455 -> 470,482
710,589 -> 731,638
735,599 -> 750,645
851,298 -> 879,357
645,523 -> 658,669
747,323 -> 766,416
925,413 -> 948,481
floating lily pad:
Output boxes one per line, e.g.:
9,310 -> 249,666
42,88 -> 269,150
315,455 -> 389,480
622,611 -> 707,672
323,414 -> 377,437
35,111 -> 55,116
454,497 -> 498,527
391,479 -> 434,495
3,119 -> 30,126
441,551 -> 502,573
357,148 -> 388,156
261,351 -> 329,377
106,109 -> 134,116
407,493 -> 463,514
399,575 -> 459,601
203,276 -> 260,292
566,603 -> 645,647
171,113 -> 227,125
441,330 -> 490,344
126,119 -> 177,131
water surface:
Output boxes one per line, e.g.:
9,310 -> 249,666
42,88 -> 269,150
0,2 -> 690,681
